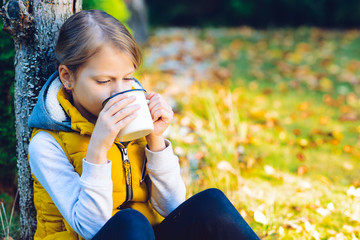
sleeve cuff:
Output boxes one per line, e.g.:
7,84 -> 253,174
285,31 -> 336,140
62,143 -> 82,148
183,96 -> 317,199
80,158 -> 112,187
145,139 -> 178,171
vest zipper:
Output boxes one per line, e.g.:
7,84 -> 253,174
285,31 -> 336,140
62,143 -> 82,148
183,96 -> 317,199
140,155 -> 148,183
116,143 -> 133,209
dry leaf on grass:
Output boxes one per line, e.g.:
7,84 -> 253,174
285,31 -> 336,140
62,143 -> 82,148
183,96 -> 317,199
254,210 -> 268,225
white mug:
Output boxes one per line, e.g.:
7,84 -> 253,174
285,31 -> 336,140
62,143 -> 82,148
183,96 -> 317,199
103,89 -> 154,142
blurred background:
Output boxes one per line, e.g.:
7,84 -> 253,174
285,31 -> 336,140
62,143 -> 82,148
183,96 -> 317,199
147,0 -> 360,27
1,0 -> 360,239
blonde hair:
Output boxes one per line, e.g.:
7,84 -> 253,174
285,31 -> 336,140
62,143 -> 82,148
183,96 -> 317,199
55,10 -> 142,76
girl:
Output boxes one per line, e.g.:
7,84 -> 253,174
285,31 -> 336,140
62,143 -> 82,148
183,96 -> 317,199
28,10 -> 260,240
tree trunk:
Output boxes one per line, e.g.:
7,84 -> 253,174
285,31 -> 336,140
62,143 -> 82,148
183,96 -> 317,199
125,0 -> 148,43
0,0 -> 81,238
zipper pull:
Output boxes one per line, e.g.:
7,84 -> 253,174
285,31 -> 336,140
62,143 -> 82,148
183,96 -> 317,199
122,147 -> 129,161
116,143 -> 133,209
122,148 -> 132,186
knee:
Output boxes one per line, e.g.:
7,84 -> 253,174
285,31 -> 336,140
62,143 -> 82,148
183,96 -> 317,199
201,188 -> 226,199
112,209 -> 154,237
94,209 -> 154,240
197,188 -> 228,204
113,209 -> 152,230
195,188 -> 238,216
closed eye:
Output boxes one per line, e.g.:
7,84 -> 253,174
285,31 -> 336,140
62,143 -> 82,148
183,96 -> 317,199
96,80 -> 111,84
123,77 -> 135,81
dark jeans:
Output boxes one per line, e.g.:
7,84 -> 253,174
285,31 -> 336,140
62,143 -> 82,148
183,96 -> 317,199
92,188 -> 260,240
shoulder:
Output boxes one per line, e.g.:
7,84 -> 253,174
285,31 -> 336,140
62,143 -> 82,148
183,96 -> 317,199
29,130 -> 62,151
29,130 -> 66,164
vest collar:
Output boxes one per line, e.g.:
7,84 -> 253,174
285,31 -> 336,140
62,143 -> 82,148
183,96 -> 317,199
57,88 -> 95,136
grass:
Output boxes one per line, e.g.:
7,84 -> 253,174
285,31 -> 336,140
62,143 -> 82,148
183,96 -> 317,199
141,26 -> 360,239
0,190 -> 18,239
176,84 -> 360,239
1,26 -> 359,239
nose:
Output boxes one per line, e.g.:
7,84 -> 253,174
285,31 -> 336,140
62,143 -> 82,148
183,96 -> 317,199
111,80 -> 128,96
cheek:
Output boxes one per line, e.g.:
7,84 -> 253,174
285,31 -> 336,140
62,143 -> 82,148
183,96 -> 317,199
118,81 -> 133,92
76,88 -> 105,114
92,94 -> 109,113
126,81 -> 134,90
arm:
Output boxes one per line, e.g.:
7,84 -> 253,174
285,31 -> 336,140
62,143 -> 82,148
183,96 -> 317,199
144,92 -> 186,216
145,139 -> 186,217
29,131 -> 112,240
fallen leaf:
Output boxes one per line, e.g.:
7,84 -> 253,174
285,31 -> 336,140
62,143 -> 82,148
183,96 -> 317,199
298,102 -> 310,111
195,151 -> 205,160
217,161 -> 237,174
316,207 -> 331,216
327,202 -> 335,211
297,165 -> 308,176
339,113 -> 358,122
347,186 -> 360,198
240,209 -> 248,219
293,128 -> 302,135
319,116 -> 330,125
343,145 -> 354,153
329,233 -> 346,240
264,165 -> 275,175
304,221 -> 314,232
254,210 -> 268,225
343,161 -> 354,170
320,77 -> 333,91
283,222 -> 302,232
327,229 -> 338,235
313,231 -> 320,240
180,116 -> 191,126
278,226 -> 285,235
343,224 -> 354,233
296,152 -> 306,161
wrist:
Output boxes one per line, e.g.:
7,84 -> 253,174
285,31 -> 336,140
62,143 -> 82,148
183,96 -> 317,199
86,147 -> 108,164
146,134 -> 166,152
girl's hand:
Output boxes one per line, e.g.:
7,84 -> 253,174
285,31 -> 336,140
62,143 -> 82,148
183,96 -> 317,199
86,94 -> 140,164
146,92 -> 173,137
145,92 -> 173,152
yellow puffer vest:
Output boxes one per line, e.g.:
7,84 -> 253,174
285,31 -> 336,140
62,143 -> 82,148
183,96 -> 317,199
31,88 -> 163,240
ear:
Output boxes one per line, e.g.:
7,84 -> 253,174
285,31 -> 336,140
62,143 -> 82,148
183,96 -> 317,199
58,65 -> 74,90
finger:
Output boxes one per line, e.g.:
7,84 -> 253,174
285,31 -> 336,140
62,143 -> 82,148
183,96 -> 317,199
103,93 -> 131,111
149,100 -> 172,115
148,96 -> 168,112
147,93 -> 161,107
113,112 -> 138,130
112,104 -> 140,123
99,104 -> 139,130
146,92 -> 156,100
104,96 -> 137,117
152,108 -> 173,123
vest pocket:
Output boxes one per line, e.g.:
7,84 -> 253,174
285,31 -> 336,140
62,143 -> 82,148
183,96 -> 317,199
38,213 -> 66,238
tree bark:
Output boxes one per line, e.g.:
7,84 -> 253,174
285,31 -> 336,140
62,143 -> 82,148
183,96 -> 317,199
0,0 -> 81,238
125,0 -> 148,43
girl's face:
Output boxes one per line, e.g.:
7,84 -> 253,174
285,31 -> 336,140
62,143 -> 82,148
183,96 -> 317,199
63,44 -> 135,123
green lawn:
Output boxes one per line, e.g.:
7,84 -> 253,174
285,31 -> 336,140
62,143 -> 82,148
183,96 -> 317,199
141,27 -> 360,239
1,27 -> 359,239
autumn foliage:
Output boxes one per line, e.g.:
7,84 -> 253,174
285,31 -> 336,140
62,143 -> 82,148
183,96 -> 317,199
139,27 -> 360,239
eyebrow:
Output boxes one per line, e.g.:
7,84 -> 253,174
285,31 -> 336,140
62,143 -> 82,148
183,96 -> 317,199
123,69 -> 135,77
91,69 -> 135,79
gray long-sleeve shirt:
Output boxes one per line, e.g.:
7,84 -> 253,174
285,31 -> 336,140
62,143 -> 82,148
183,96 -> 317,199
29,131 -> 186,240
